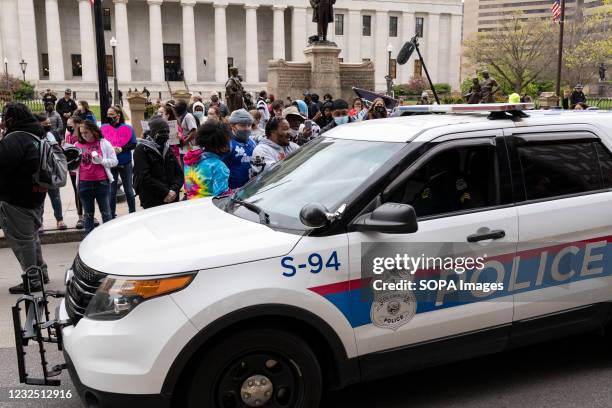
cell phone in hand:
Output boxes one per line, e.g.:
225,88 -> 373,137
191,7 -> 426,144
304,120 -> 312,130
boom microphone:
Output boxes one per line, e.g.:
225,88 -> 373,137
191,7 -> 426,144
396,40 -> 416,65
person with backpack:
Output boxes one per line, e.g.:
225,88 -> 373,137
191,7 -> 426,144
75,120 -> 118,233
133,117 -> 184,209
0,103 -> 53,294
101,106 -> 137,218
39,115 -> 67,231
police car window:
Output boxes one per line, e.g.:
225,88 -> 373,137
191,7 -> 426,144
595,142 -> 612,188
391,145 -> 499,218
518,141 -> 602,201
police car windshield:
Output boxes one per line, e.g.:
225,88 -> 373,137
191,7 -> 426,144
231,137 -> 404,230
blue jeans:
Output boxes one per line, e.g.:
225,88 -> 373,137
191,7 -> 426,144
46,188 -> 63,221
79,180 -> 112,234
110,162 -> 136,218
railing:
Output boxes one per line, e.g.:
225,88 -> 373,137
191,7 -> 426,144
0,100 -> 46,114
587,97 -> 612,110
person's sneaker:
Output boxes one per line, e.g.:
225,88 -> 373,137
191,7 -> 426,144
57,221 -> 67,230
75,218 -> 84,230
93,218 -> 100,227
8,280 -> 42,294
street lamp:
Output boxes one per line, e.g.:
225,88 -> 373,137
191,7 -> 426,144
3,57 -> 10,98
19,59 -> 27,82
386,43 -> 394,97
110,36 -> 118,107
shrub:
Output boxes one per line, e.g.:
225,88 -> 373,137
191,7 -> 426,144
434,83 -> 452,95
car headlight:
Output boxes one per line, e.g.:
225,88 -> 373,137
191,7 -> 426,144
85,273 -> 196,321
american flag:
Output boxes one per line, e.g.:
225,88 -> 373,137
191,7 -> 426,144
551,0 -> 562,22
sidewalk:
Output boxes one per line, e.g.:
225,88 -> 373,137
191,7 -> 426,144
0,183 -> 140,248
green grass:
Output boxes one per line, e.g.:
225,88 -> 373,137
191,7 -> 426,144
91,105 -> 101,120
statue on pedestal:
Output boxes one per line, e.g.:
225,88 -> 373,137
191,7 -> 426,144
465,77 -> 482,104
599,63 -> 606,82
480,70 -> 499,103
310,0 -> 336,43
225,67 -> 245,113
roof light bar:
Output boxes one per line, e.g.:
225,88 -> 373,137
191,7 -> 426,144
397,103 -> 535,114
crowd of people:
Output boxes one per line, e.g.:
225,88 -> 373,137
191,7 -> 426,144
0,87 -> 389,293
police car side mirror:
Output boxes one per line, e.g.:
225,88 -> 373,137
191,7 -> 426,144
300,203 -> 331,228
350,203 -> 418,234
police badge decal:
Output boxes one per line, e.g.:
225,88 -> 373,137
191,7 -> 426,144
369,266 -> 417,330
371,292 -> 417,330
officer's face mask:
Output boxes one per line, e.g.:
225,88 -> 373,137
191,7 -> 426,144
194,111 -> 204,120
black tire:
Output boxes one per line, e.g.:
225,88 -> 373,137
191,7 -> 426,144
187,328 -> 322,408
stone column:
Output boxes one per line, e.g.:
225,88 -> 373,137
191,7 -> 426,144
181,0 -> 197,83
17,0 -> 39,81
347,9 -> 361,63
148,0 -> 165,82
448,13 -> 462,90
400,11 -> 415,83
78,0 -> 96,82
273,5 -> 287,60
113,0 -> 132,82
214,3 -> 228,83
245,4 -> 259,83
45,0 -> 65,81
426,13 -> 440,84
291,6 -> 307,62
0,0 -> 19,75
375,10 -> 389,89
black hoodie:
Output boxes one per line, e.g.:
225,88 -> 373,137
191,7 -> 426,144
0,120 -> 47,209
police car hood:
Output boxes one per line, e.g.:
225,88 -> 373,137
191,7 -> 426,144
78,198 -> 301,276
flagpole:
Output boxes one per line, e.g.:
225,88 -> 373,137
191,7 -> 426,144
555,0 -> 566,102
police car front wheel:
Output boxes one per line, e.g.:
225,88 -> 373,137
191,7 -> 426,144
187,328 -> 322,408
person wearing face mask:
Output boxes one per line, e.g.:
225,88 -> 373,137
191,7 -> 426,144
366,98 -> 388,120
320,99 -> 353,134
157,104 -> 185,164
184,122 -> 232,199
205,92 -> 230,118
223,109 -> 257,189
0,103 -> 50,294
101,106 -> 138,218
192,101 -> 206,126
133,117 -> 184,209
44,102 -> 64,136
251,117 -> 300,175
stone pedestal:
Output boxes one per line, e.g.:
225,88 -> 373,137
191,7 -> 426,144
268,43 -> 375,103
539,92 -> 560,109
127,92 -> 147,138
304,45 -> 342,100
172,90 -> 192,102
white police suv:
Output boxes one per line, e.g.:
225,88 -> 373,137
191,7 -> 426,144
15,104 -> 612,408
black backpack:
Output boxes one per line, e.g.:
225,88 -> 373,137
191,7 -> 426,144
27,133 -> 68,189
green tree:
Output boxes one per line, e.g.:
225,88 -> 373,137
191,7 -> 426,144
463,12 -> 555,92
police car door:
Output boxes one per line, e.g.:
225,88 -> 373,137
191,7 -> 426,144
507,127 -> 612,329
347,132 -> 517,376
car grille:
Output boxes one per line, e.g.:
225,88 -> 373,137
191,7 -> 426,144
65,255 -> 106,324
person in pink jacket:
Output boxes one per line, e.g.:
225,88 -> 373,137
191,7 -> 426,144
100,106 -> 137,218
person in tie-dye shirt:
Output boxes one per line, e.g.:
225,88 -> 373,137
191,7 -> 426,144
183,122 -> 231,200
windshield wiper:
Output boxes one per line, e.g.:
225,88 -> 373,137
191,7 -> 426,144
229,197 -> 270,225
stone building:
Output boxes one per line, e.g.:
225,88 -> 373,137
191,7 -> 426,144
0,0 -> 463,100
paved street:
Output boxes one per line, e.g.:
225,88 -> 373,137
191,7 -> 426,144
1,243 -> 612,407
